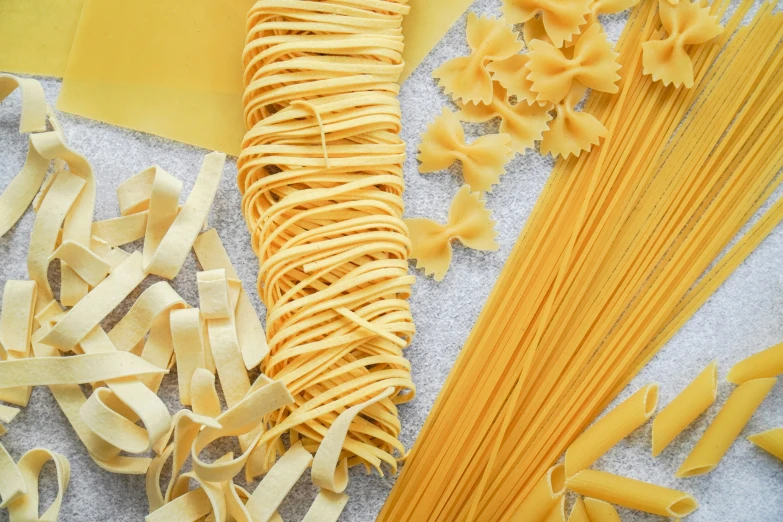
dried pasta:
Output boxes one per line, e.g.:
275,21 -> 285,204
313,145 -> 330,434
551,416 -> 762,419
509,463 -> 565,522
567,497 -> 589,522
566,469 -> 697,517
677,378 -> 776,478
486,54 -> 543,106
642,0 -> 723,88
748,428 -> 783,462
502,0 -> 592,47
405,186 -> 499,281
583,498 -> 621,522
540,83 -> 607,158
727,341 -> 783,384
418,108 -> 513,192
434,13 -> 523,104
652,361 -> 717,456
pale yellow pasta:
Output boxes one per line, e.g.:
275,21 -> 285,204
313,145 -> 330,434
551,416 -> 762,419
727,341 -> 783,384
652,361 -> 717,456
509,463 -> 565,522
566,469 -> 698,517
190,368 -> 222,419
0,281 -> 36,407
565,383 -> 659,477
584,498 -> 621,522
2,447 -> 70,521
170,309 -> 206,406
748,428 -> 783,462
502,0 -> 592,47
301,490 -> 350,522
677,378 -> 777,477
485,54 -> 543,107
540,83 -> 606,159
244,442 -> 313,522
91,212 -> 149,247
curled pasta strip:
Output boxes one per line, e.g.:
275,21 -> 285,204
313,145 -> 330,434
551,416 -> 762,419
418,108 -> 513,192
458,82 -> 553,153
1,447 -> 70,521
433,13 -> 523,104
405,186 -> 499,281
527,23 -> 621,103
502,0 -> 592,47
540,83 -> 607,158
643,0 -> 723,88
239,0 -> 416,475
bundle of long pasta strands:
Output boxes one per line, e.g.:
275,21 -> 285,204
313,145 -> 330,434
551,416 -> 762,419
238,0 -> 416,473
380,1 -> 783,520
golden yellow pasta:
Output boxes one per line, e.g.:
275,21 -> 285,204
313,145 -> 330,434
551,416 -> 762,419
677,378 -> 777,477
652,361 -> 717,456
583,498 -> 621,522
434,13 -> 523,104
748,428 -> 783,462
486,54 -> 544,107
509,463 -> 565,521
567,469 -> 697,517
540,83 -> 607,158
567,497 -> 589,522
727,341 -> 783,384
503,0 -> 592,47
405,186 -> 499,281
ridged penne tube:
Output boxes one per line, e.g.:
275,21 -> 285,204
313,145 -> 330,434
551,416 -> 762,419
727,342 -> 783,384
584,498 -> 621,522
509,463 -> 565,522
748,428 -> 783,462
565,383 -> 659,476
567,497 -> 589,522
566,469 -> 698,517
677,378 -> 777,477
542,496 -> 565,522
652,361 -> 717,456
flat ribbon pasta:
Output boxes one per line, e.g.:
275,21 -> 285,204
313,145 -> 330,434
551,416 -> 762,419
3,448 -> 70,522
540,83 -> 607,158
527,23 -> 620,103
642,0 -> 723,88
405,186 -> 499,281
418,108 -> 513,192
502,0 -> 592,47
458,82 -> 553,153
433,13 -> 523,104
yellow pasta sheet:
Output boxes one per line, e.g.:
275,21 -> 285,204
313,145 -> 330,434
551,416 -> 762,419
57,0 -> 253,156
0,0 -> 84,77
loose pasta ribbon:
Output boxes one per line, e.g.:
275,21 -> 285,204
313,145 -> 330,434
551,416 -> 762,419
642,0 -> 723,88
458,82 -> 553,153
540,83 -> 607,158
418,108 -> 513,192
527,23 -> 621,103
502,0 -> 592,47
405,186 -> 499,281
433,13 -> 523,104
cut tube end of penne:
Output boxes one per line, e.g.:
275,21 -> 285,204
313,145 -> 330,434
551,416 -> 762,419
669,495 -> 699,517
549,463 -> 566,496
675,463 -> 716,478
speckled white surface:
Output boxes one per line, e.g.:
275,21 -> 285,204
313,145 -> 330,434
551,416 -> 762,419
1,1 -> 782,520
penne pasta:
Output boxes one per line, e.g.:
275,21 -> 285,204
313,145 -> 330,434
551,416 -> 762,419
565,384 -> 659,476
543,495 -> 566,522
567,497 -> 590,522
584,498 -> 622,522
566,469 -> 697,518
652,361 -> 718,456
727,342 -> 783,384
677,378 -> 776,477
509,464 -> 565,522
748,427 -> 783,462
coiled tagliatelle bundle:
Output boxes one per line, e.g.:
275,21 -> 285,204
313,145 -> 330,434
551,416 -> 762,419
238,0 -> 416,474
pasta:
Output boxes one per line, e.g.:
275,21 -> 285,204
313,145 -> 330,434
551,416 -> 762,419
509,463 -> 565,521
652,361 -> 717,456
433,13 -> 523,104
540,83 -> 607,158
748,428 -> 783,462
418,108 -> 513,192
543,496 -> 565,522
677,378 -> 776,477
583,498 -> 621,522
642,0 -> 723,88
727,341 -> 783,384
486,54 -> 543,106
526,23 -> 621,103
502,0 -> 592,47
459,82 -> 553,153
566,469 -> 697,517
405,186 -> 499,281
565,383 -> 658,477
567,497 -> 589,522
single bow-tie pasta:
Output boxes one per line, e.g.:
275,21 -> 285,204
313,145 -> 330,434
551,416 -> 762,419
502,0 -> 592,47
458,82 -> 553,153
406,186 -> 499,281
540,83 -> 607,158
486,54 -> 546,106
418,108 -> 513,192
642,0 -> 723,88
434,13 -> 523,104
527,23 -> 621,103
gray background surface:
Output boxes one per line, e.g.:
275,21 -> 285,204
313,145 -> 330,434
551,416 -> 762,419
1,0 -> 782,520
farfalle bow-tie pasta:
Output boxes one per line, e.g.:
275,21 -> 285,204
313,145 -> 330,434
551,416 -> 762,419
418,108 -> 513,192
642,0 -> 723,88
405,186 -> 499,281
540,83 -> 607,158
527,23 -> 621,103
433,13 -> 522,104
502,0 -> 592,47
